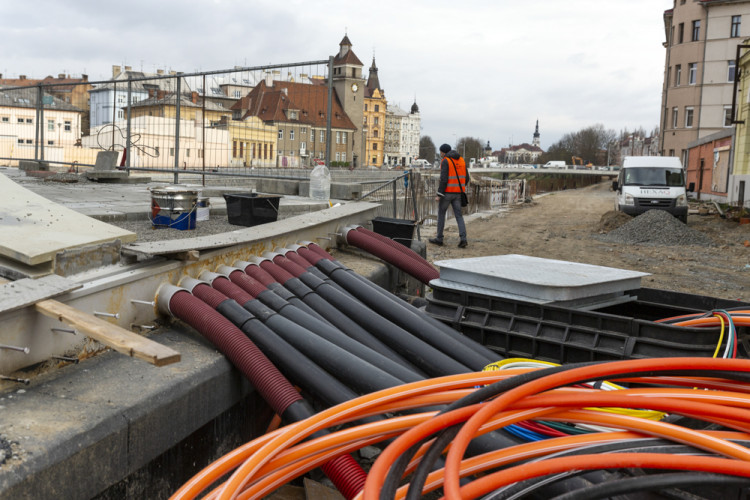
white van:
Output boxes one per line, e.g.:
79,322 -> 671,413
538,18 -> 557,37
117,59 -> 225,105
612,156 -> 694,223
543,160 -> 565,169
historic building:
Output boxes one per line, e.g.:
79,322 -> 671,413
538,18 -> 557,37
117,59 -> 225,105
363,58 -> 386,167
331,35 -> 366,168
384,101 -> 421,167
660,0 -> 750,163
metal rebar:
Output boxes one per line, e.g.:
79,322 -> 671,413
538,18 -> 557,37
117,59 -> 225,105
93,311 -> 119,319
51,328 -> 77,335
130,300 -> 156,307
131,324 -> 155,331
0,344 -> 30,354
0,375 -> 30,385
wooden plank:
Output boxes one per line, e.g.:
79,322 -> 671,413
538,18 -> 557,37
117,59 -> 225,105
34,299 -> 180,367
0,274 -> 82,314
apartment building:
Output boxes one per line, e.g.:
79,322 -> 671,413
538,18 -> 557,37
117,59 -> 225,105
384,102 -> 421,167
364,58 -> 386,167
660,0 -> 750,163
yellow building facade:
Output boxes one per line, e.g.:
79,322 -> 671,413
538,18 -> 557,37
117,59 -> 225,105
730,42 -> 750,206
363,58 -> 387,167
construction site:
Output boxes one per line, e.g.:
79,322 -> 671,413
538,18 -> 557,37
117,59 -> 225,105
2,160 -> 750,499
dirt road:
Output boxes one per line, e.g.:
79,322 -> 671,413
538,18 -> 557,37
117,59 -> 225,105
423,182 -> 750,302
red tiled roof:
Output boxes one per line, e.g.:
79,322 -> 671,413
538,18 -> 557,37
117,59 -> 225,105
232,80 -> 356,130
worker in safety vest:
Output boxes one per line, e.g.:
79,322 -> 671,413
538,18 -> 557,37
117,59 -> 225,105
429,143 -> 469,248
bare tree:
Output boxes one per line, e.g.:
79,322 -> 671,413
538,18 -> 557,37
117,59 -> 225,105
420,136 -> 437,163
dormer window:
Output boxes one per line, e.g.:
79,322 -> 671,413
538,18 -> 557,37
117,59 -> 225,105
289,110 -> 298,120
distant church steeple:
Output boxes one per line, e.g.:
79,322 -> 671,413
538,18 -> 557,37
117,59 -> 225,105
532,120 -> 540,148
366,57 -> 381,94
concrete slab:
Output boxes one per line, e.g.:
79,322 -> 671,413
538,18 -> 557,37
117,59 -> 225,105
0,173 -> 136,266
433,254 -> 649,302
124,202 -> 381,256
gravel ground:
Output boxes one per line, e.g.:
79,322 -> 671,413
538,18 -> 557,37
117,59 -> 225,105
111,217 -> 251,243
595,209 -> 715,246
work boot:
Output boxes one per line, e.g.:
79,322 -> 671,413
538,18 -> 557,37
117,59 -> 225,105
429,238 -> 443,246
458,240 -> 468,248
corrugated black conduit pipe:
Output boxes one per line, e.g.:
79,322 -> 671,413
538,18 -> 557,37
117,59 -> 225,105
243,256 -> 414,367
277,246 -> 496,371
341,226 -> 439,285
293,243 -> 500,364
156,284 -> 366,499
355,225 -> 435,269
199,271 -> 416,393
235,259 -> 330,324
216,266 -> 426,383
179,276 -> 360,407
258,254 -> 470,377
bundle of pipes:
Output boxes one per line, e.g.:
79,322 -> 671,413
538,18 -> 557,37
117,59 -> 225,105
160,242 -> 508,498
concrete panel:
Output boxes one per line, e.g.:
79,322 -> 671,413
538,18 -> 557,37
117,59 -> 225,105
93,151 -> 119,171
0,173 -> 136,266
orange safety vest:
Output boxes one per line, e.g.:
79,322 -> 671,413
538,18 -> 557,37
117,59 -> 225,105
445,156 -> 467,193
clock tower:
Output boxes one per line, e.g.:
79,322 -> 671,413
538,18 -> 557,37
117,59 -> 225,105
332,35 -> 365,168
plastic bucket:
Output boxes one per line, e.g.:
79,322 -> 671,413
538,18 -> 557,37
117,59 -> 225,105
150,186 -> 198,230
196,197 -> 210,221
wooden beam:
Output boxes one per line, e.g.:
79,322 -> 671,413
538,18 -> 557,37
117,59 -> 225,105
34,299 -> 180,367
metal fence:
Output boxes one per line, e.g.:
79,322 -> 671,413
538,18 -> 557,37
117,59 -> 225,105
356,170 -> 527,241
0,59 -> 364,181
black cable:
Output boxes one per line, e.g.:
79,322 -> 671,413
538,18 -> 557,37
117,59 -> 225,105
546,472 -> 750,500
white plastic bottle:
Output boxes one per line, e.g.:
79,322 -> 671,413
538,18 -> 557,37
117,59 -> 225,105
309,164 -> 331,201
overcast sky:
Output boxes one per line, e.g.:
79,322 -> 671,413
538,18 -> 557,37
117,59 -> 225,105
1,0 -> 673,151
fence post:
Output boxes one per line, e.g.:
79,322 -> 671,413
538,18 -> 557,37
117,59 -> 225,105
325,56 -> 333,167
174,75 -> 181,184
392,180 -> 397,218
126,79 -> 132,171
35,85 -> 43,161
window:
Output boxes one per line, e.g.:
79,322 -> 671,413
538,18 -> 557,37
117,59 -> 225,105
374,117 -> 379,125
234,90 -> 241,98
320,130 -> 325,143
364,104 -> 368,111
117,110 -> 124,119
301,127 -> 306,135
374,130 -> 378,138
290,129 -> 294,140
342,132 -> 347,144
685,107 -> 694,128
724,106 -> 734,126
300,141 -> 306,152
688,63 -> 697,85
1,116 -> 8,122
48,120 -> 54,131
47,140 -> 54,145
374,104 -> 379,112
336,131 -> 341,144
289,111 -> 298,119
672,107 -> 679,128
186,149 -> 191,158
278,129 -> 283,139
336,152 -> 340,162
17,138 -> 23,144
64,120 -> 71,131
198,149 -> 203,158
679,23 -> 685,43
341,153 -> 346,162
692,20 -> 700,41
675,64 -> 681,86
170,148 -> 175,157
373,143 -> 378,150
729,60 -> 737,82
25,139 -> 31,144
233,141 -> 237,157
732,15 -> 741,38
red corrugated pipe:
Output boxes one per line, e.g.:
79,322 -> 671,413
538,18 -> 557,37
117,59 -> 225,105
342,227 -> 439,284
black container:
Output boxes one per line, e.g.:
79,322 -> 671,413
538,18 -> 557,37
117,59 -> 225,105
223,193 -> 281,227
426,285 -> 750,364
371,217 -> 416,247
